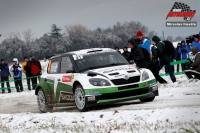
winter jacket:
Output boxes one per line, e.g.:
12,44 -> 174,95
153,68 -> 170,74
191,47 -> 200,72
122,51 -> 131,61
138,38 -> 151,53
10,59 -> 22,79
152,36 -> 170,62
192,41 -> 200,52
178,42 -> 190,60
176,46 -> 181,60
128,44 -> 148,68
0,63 -> 10,77
26,59 -> 42,76
22,61 -> 27,74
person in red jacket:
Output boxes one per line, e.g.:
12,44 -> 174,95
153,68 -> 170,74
26,56 -> 41,90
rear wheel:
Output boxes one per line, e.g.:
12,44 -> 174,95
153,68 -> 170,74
37,88 -> 53,113
74,85 -> 87,112
140,96 -> 155,102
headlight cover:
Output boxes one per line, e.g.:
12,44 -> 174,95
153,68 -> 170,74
89,78 -> 111,86
142,71 -> 149,81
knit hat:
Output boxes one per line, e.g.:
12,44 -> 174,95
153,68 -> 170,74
136,30 -> 143,37
181,40 -> 185,44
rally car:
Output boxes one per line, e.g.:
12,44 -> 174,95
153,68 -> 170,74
35,48 -> 158,112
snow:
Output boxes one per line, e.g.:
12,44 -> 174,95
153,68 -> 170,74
0,72 -> 200,132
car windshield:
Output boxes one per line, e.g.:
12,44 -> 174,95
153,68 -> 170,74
74,52 -> 129,72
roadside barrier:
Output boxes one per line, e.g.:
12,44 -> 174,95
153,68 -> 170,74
0,75 -> 40,91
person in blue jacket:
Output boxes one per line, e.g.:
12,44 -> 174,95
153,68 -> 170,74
178,40 -> 190,71
10,58 -> 23,92
0,59 -> 11,93
191,34 -> 200,52
136,30 -> 151,57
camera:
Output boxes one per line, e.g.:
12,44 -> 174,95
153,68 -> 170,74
185,35 -> 195,44
185,32 -> 200,44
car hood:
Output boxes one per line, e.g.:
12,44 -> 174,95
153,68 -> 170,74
85,65 -> 141,80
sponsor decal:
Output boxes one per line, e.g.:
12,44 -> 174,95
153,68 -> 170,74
86,92 -> 100,95
73,50 -> 114,60
103,67 -> 134,74
60,92 -> 75,103
166,2 -> 197,27
62,75 -> 74,82
150,82 -> 157,86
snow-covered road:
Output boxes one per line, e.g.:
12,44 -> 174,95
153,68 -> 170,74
0,75 -> 199,114
0,75 -> 200,132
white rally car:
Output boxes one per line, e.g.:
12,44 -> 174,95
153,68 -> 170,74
35,48 -> 158,112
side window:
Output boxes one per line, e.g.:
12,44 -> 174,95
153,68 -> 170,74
48,59 -> 59,74
61,56 -> 73,73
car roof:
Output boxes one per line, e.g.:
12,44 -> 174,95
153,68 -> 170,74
50,48 -> 116,59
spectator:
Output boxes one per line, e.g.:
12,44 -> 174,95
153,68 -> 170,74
26,57 -> 42,90
191,34 -> 200,52
128,38 -> 148,68
115,47 -> 121,54
184,46 -> 200,79
122,46 -> 131,61
176,43 -> 181,72
148,43 -> 167,83
22,57 -> 31,90
178,40 -> 190,71
0,59 -> 11,93
152,36 -> 176,83
136,30 -> 151,58
10,58 -> 23,92
165,41 -> 176,74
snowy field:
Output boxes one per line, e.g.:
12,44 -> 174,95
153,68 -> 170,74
0,70 -> 200,132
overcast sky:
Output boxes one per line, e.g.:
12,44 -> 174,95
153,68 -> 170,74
0,0 -> 200,42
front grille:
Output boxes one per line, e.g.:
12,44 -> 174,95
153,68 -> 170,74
95,87 -> 150,100
111,76 -> 140,85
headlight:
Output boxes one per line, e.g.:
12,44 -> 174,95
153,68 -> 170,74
142,71 -> 149,81
89,78 -> 111,86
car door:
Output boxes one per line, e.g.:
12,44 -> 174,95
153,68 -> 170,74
56,56 -> 75,103
46,57 -> 61,101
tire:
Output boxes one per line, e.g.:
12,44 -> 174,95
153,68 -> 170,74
140,96 -> 155,102
74,85 -> 87,112
37,88 -> 53,113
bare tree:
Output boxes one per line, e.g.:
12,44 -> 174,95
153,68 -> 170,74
22,29 -> 34,43
5,32 -> 22,39
147,30 -> 157,40
166,36 -> 174,41
175,36 -> 184,41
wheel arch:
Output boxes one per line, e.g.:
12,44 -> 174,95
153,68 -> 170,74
35,86 -> 42,95
72,81 -> 82,93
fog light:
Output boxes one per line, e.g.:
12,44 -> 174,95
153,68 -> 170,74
87,96 -> 96,101
152,85 -> 158,91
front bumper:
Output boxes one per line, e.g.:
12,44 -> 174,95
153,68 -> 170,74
85,85 -> 158,106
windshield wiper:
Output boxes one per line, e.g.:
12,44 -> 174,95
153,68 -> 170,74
103,63 -> 128,67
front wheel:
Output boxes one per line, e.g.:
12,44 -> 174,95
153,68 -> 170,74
37,88 -> 53,113
74,85 -> 87,112
140,96 -> 155,102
